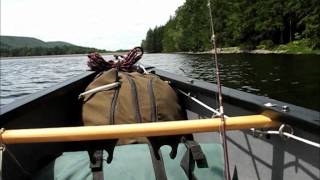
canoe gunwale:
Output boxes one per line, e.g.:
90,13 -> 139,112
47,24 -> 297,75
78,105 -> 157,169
0,71 -> 97,127
151,67 -> 320,132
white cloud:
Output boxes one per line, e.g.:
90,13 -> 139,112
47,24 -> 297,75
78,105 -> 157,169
1,0 -> 185,50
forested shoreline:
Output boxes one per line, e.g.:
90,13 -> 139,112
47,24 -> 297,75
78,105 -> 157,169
141,0 -> 320,53
0,45 -> 107,57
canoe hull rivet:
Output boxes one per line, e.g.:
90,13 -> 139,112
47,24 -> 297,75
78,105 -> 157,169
188,79 -> 194,84
282,106 -> 290,112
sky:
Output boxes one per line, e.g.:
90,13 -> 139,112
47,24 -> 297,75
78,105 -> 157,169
1,0 -> 185,51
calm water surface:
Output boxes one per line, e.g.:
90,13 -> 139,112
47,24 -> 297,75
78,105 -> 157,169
0,53 -> 319,111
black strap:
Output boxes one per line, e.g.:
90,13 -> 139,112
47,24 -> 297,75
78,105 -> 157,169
125,74 -> 142,123
148,78 -> 157,122
86,140 -> 118,180
180,141 -> 208,180
110,88 -> 119,125
148,136 -> 181,160
115,62 -> 120,81
147,135 -> 194,180
89,150 -> 104,180
148,145 -> 168,180
109,68 -> 121,125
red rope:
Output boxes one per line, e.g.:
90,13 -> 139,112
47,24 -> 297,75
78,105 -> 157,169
87,47 -> 143,71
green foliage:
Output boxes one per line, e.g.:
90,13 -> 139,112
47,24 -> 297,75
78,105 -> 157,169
294,33 -> 302,40
162,17 -> 181,52
274,39 -> 319,54
257,40 -> 274,49
46,41 -> 75,48
141,26 -> 164,53
141,0 -> 320,53
239,43 -> 255,51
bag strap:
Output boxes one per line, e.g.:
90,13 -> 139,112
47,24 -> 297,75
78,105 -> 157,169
124,73 -> 142,123
180,140 -> 208,180
148,78 -> 157,122
86,139 -> 118,180
89,150 -> 104,180
148,144 -> 168,180
109,68 -> 120,125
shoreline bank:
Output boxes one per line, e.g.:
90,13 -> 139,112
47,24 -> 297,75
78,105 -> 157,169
1,48 -> 319,59
184,47 -> 320,55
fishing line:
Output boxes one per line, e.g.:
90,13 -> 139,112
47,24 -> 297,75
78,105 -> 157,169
207,1 -> 231,180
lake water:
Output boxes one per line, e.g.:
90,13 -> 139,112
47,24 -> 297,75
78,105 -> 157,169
0,53 -> 319,111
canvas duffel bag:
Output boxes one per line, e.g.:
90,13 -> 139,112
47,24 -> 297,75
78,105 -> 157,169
81,68 -> 186,144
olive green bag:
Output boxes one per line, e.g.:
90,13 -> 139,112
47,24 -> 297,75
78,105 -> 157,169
80,68 -> 195,180
81,68 -> 186,143
76,51 -> 215,180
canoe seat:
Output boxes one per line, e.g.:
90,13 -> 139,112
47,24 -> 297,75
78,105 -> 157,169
34,143 -> 224,180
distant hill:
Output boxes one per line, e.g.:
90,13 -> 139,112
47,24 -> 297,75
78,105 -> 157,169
0,36 -> 75,49
0,36 -> 108,57
46,41 -> 75,47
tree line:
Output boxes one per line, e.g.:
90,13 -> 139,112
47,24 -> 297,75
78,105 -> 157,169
141,0 -> 320,52
0,45 -> 107,57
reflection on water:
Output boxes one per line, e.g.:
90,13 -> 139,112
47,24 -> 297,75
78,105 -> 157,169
0,53 -> 319,111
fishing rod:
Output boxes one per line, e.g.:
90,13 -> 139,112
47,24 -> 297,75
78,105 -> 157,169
207,1 -> 231,180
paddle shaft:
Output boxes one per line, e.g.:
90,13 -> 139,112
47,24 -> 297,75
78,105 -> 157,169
0,115 -> 279,144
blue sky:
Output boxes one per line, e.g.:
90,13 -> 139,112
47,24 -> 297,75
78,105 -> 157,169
1,0 -> 185,50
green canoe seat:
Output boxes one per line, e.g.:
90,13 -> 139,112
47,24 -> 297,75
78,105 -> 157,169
35,143 -> 224,180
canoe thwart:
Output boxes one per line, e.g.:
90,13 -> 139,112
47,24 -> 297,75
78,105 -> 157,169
0,115 -> 279,144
